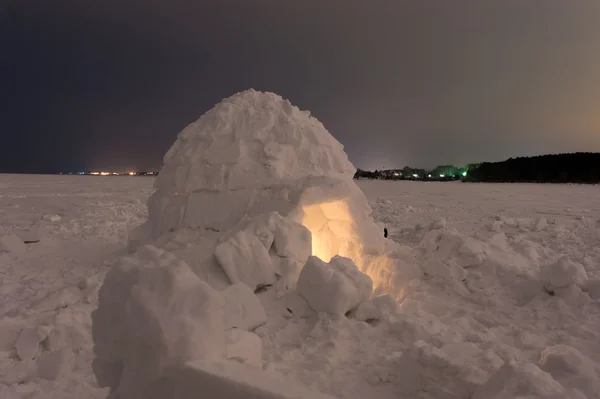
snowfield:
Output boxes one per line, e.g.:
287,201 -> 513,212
1,174 -> 600,399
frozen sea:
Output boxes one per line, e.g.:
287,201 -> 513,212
1,174 -> 600,399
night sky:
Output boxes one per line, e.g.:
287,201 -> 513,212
3,1 -> 600,174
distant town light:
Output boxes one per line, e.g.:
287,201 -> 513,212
412,174 -> 418,178
428,174 -> 432,178
462,171 -> 467,177
440,174 -> 445,178
129,172 -> 136,176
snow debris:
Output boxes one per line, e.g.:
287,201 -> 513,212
223,283 -> 268,330
0,233 -> 26,254
539,344 -> 600,397
472,362 -> 566,399
297,255 -> 373,314
42,214 -> 62,223
354,293 -> 397,322
225,329 -> 263,368
36,348 -> 75,380
541,256 -> 588,292
15,326 -> 49,361
17,221 -> 49,243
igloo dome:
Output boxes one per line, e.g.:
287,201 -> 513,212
132,90 -> 408,286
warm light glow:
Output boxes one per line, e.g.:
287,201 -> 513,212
301,199 -> 395,291
91,172 -> 100,175
100,172 -> 110,176
129,172 -> 136,176
301,200 -> 354,263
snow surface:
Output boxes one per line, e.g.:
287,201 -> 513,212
2,174 -> 600,398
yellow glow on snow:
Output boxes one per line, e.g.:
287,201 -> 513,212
301,200 -> 353,263
301,200 -> 398,291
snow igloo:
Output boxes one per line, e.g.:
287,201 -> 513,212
129,89 -> 412,291
93,90 -> 419,399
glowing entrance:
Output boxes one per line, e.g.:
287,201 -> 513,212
300,199 -> 399,294
301,200 -> 361,266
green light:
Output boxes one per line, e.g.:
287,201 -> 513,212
462,171 -> 467,177
440,174 -> 445,178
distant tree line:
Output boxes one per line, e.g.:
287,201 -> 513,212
465,153 -> 600,184
354,153 -> 600,184
354,164 -> 470,182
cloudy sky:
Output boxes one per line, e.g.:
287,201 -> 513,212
2,0 -> 600,173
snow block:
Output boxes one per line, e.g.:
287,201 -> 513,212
36,348 -> 74,380
147,360 -> 336,399
355,294 -> 398,322
0,234 -> 26,254
92,245 -> 226,399
15,326 -> 48,360
541,256 -> 588,291
582,278 -> 600,300
539,344 -> 600,397
297,255 -> 373,314
225,329 -> 262,368
272,218 -> 312,263
223,283 -> 268,330
215,229 -> 276,290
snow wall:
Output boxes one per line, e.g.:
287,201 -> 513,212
93,90 -> 420,398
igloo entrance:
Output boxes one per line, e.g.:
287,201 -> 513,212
301,200 -> 359,263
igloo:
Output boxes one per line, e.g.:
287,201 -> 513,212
130,89 -> 415,292
94,90 -> 420,399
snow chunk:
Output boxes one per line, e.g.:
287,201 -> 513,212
0,234 -> 26,254
36,348 -> 74,380
215,229 -> 276,290
17,221 -> 49,243
272,217 -> 312,263
92,245 -> 226,399
539,344 -> 600,397
541,256 -> 588,291
297,255 -> 373,314
225,329 -> 262,368
472,362 -> 565,399
15,326 -> 48,360
223,283 -> 267,330
354,294 -> 397,322
535,217 -> 548,231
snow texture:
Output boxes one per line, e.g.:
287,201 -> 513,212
147,360 -> 336,399
0,234 -> 26,254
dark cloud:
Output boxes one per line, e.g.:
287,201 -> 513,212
2,0 -> 600,173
